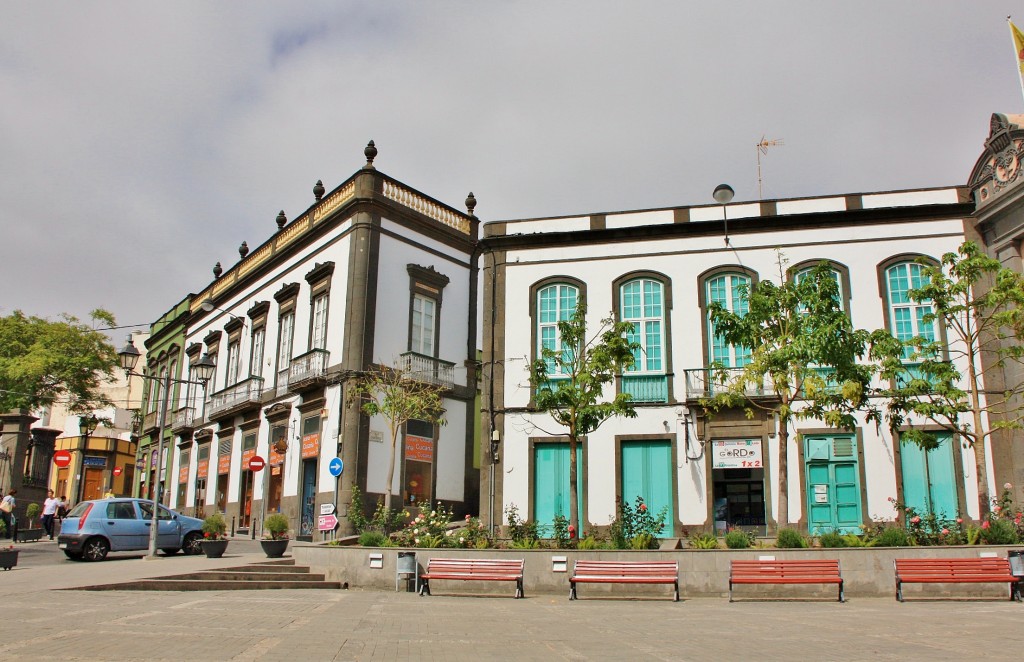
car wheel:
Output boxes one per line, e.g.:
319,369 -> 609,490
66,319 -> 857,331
161,548 -> 180,556
63,550 -> 83,560
182,532 -> 203,555
82,537 -> 109,562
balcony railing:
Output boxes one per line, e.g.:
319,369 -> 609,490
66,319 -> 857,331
170,407 -> 196,433
208,376 -> 265,418
684,367 -> 776,400
142,410 -> 159,433
399,351 -> 455,389
288,349 -> 330,391
622,374 -> 669,403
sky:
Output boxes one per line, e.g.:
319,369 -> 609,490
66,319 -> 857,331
2,2 -> 1021,333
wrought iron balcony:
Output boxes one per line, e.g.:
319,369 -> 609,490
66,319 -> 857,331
621,374 -> 669,403
288,348 -> 330,391
399,351 -> 455,389
208,376 -> 265,418
170,407 -> 196,433
683,367 -> 776,400
142,410 -> 159,433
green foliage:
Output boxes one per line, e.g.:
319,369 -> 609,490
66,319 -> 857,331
395,503 -> 457,547
552,514 -> 571,549
817,530 -> 848,548
688,532 -> 719,549
504,504 -> 539,546
263,513 -> 289,540
979,518 -> 1019,545
576,536 -> 601,550
887,497 -> 965,545
724,528 -> 752,549
201,512 -> 227,540
528,301 -> 640,535
358,530 -> 391,547
458,514 -> 494,549
26,503 -> 40,520
347,485 -> 369,533
965,525 -> 983,545
775,528 -> 809,548
609,496 -> 667,549
872,526 -> 910,547
0,309 -> 119,413
841,533 -> 868,547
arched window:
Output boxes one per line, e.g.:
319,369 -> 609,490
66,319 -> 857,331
705,272 -> 751,368
618,276 -> 669,402
536,282 -> 579,376
883,259 -> 936,360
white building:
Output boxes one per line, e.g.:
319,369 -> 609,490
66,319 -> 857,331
481,186 -> 978,535
173,144 -> 480,537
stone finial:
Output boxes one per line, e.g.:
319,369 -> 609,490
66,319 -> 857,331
239,241 -> 249,259
213,262 -> 223,279
465,192 -> 477,217
313,179 -> 325,201
276,210 -> 287,231
364,140 -> 377,169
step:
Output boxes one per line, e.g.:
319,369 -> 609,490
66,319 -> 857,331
72,579 -> 343,591
158,571 -> 328,582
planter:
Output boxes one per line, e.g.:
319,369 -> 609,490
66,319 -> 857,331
201,539 -> 229,558
260,538 -> 289,558
0,549 -> 18,570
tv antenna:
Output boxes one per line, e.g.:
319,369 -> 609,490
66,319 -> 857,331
756,136 -> 784,199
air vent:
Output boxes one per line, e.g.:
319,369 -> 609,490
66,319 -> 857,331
833,438 -> 855,458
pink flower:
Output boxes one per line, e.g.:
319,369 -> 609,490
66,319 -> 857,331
639,503 -> 647,512
910,516 -> 920,524
941,528 -> 949,535
982,521 -> 991,530
465,514 -> 471,520
994,505 -> 1002,513
1004,483 -> 1013,490
956,518 -> 963,524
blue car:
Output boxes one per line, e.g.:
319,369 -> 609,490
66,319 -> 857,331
58,498 -> 205,561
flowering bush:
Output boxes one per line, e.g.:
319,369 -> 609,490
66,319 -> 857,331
391,502 -> 490,548
263,513 -> 290,540
504,504 -> 539,547
201,512 -> 228,541
610,496 -> 666,549
886,497 -> 965,545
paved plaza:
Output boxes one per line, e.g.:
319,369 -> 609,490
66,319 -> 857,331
1,539 -> 1023,661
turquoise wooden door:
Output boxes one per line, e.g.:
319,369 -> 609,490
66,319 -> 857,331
620,440 -> 673,535
900,434 -> 958,518
804,435 -> 862,534
533,443 -> 583,536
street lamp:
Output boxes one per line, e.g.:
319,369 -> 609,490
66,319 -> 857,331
76,414 -> 99,505
118,336 -> 215,559
713,183 -> 735,245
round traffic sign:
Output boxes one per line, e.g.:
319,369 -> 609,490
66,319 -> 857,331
328,457 -> 344,477
113,466 -> 123,477
54,449 -> 72,468
249,455 -> 266,472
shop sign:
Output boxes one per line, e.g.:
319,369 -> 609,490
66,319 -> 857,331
218,452 -> 231,475
197,459 -> 209,479
301,432 -> 320,459
270,443 -> 285,466
405,434 -> 434,463
83,456 -> 107,467
712,439 -> 762,469
241,447 -> 255,470
178,465 -> 189,483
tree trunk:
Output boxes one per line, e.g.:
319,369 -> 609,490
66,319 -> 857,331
384,424 -> 398,509
973,408 -> 991,518
568,435 -> 580,537
777,417 -> 790,529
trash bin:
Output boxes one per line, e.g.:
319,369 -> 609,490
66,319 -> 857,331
1008,550 -> 1024,577
396,551 -> 418,592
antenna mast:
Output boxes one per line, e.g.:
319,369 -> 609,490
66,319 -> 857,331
756,136 -> 784,199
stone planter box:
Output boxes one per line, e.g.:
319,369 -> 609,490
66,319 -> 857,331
293,543 -> 1024,600
0,549 -> 18,570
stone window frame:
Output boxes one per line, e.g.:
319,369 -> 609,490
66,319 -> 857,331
611,270 -> 674,403
406,264 -> 450,359
305,262 -> 335,351
696,265 -> 759,369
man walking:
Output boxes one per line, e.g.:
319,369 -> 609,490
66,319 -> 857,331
42,489 -> 60,540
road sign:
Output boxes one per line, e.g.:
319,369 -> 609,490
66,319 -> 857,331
53,449 -> 72,468
320,503 -> 336,516
248,455 -> 266,472
318,513 -> 338,531
328,457 -> 344,477
113,466 -> 123,477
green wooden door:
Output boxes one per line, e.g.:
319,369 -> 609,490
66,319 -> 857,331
805,435 -> 862,534
620,440 -> 673,536
900,433 -> 958,518
533,443 -> 583,535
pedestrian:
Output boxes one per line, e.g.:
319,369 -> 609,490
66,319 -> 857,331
57,495 -> 69,521
0,489 -> 16,540
42,489 -> 60,540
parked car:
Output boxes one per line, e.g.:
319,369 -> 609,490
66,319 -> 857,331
58,498 -> 205,561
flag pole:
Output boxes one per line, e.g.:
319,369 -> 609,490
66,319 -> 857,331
1009,16 -> 1024,107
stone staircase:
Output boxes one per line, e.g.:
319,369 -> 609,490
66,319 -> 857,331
72,559 -> 343,591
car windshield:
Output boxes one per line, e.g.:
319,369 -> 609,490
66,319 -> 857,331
138,502 -> 174,520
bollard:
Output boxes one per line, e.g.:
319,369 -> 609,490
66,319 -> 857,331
230,516 -> 236,537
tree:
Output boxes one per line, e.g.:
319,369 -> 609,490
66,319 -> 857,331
527,301 -> 639,536
348,360 -> 447,510
0,309 -> 118,413
703,254 -> 873,528
872,241 -> 1024,517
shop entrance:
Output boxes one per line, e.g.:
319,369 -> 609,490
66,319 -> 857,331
300,459 -> 317,536
239,470 -> 254,528
711,468 -> 766,531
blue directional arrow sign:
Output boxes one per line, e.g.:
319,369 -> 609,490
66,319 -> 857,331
328,457 -> 344,477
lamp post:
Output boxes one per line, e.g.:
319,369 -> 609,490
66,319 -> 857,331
76,414 -> 99,506
713,183 -> 735,245
118,336 -> 215,559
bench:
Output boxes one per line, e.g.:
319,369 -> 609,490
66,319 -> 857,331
894,557 -> 1022,602
418,558 -> 525,598
569,560 -> 679,601
729,559 -> 845,602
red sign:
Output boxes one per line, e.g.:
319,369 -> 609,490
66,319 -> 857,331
318,513 -> 338,531
196,459 -> 209,479
301,432 -> 320,459
53,450 -> 72,468
218,453 -> 231,475
248,455 -> 266,472
405,435 -> 434,463
113,466 -> 123,477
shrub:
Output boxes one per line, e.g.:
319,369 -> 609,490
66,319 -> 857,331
26,503 -> 40,521
347,485 -> 369,533
872,526 -> 909,547
201,512 -> 228,540
817,530 -> 848,548
841,533 -> 867,547
775,528 -> 808,548
724,528 -> 751,549
358,530 -> 390,547
505,504 -> 539,547
577,536 -> 600,550
263,513 -> 289,540
610,496 -> 667,549
552,514 -> 572,549
979,518 -> 1019,545
689,532 -> 719,549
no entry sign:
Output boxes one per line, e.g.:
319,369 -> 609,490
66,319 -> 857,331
113,466 -> 123,477
248,455 -> 266,472
53,449 -> 72,468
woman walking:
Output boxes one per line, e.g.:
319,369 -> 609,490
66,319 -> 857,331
0,489 -> 16,540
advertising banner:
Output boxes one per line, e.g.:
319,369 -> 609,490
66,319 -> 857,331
404,434 -> 434,463
711,439 -> 763,469
301,432 -> 320,459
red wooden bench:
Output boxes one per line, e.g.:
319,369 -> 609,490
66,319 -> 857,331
729,559 -> 845,602
419,558 -> 525,598
569,560 -> 679,601
894,557 -> 1022,602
